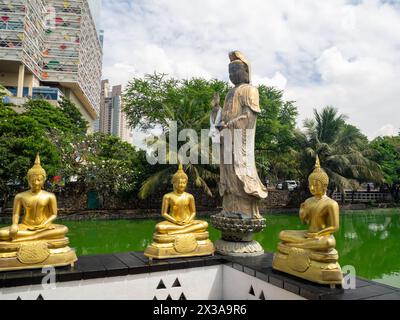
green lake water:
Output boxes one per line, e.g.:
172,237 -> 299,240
2,209 -> 400,288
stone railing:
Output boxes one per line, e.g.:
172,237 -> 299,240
332,191 -> 393,203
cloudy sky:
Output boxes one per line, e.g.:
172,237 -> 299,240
100,0 -> 400,140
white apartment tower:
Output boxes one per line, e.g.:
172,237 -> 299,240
99,80 -> 133,144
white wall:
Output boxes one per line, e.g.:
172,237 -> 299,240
0,72 -> 39,88
63,89 -> 95,133
0,265 -> 306,300
222,266 -> 305,300
0,266 -> 223,301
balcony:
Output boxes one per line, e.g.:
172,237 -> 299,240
4,86 -> 64,103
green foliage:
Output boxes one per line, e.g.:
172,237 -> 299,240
0,97 -> 148,209
296,106 -> 383,192
123,72 -> 229,131
136,97 -> 220,199
50,132 -> 148,202
370,136 -> 400,185
0,84 -> 7,100
59,97 -> 88,134
256,86 -> 299,180
23,99 -> 84,136
124,73 -> 299,198
0,105 -> 60,209
124,73 -> 229,198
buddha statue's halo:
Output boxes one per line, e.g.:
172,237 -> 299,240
308,155 -> 329,186
229,50 -> 251,83
27,154 -> 47,179
172,163 -> 188,184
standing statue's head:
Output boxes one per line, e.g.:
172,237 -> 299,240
27,154 -> 47,193
172,164 -> 188,194
308,156 -> 329,197
229,51 -> 251,86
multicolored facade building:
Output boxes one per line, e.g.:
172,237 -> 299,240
0,0 -> 102,130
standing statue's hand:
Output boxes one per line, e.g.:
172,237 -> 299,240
10,224 -> 18,240
217,122 -> 227,131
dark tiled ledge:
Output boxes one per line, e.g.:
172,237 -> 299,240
223,254 -> 400,300
0,252 -> 399,300
0,252 -> 225,289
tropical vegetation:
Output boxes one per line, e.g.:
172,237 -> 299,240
0,98 -> 146,210
123,73 -> 299,198
1,73 -> 398,209
295,106 -> 383,193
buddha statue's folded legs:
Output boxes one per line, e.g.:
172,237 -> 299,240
156,220 -> 209,235
279,230 -> 336,250
0,224 -> 68,243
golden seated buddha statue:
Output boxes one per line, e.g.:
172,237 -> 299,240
145,165 -> 215,260
272,156 -> 343,286
0,155 -> 77,272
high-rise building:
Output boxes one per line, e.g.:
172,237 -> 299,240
0,0 -> 102,131
99,80 -> 133,144
99,79 -> 111,133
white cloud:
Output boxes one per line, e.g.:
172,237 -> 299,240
101,0 -> 400,139
374,124 -> 398,138
253,72 -> 288,90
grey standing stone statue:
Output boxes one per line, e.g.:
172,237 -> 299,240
211,51 -> 267,257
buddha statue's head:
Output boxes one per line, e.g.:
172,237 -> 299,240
229,51 -> 250,86
27,154 -> 47,193
308,156 -> 329,197
172,164 -> 188,194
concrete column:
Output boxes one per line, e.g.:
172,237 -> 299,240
28,75 -> 34,97
17,64 -> 25,98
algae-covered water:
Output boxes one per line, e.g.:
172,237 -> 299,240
2,209 -> 400,288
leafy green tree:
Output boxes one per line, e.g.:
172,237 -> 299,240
0,98 -> 90,211
124,72 -> 229,131
0,105 -> 60,211
59,97 -> 88,134
124,73 -> 300,198
49,132 -> 148,207
23,99 -> 85,135
256,86 -> 299,182
370,136 -> 400,186
136,97 -> 220,199
295,106 -> 383,193
124,73 -> 228,198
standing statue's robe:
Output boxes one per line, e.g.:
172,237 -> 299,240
220,84 -> 268,218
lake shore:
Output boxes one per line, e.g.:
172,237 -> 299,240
1,205 -> 399,223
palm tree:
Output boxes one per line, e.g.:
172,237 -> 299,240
138,97 -> 219,199
296,106 -> 383,193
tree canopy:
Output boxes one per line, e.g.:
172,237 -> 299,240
295,106 -> 383,192
256,86 -> 299,180
0,98 -> 146,210
0,103 -> 60,210
124,72 -> 229,132
370,136 -> 400,186
123,73 -> 299,198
